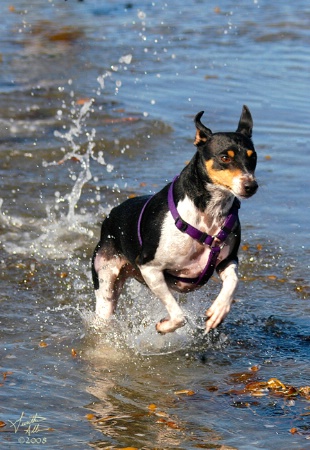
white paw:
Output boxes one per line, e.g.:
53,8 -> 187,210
156,316 -> 187,334
204,300 -> 231,334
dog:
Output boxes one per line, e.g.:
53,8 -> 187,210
92,105 -> 258,334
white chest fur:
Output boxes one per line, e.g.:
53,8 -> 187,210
154,195 -> 235,279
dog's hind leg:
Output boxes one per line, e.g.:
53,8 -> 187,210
92,250 -> 127,321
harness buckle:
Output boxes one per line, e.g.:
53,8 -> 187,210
210,244 -> 221,254
221,225 -> 231,235
198,232 -> 211,245
175,217 -> 188,232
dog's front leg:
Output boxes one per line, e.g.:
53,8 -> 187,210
205,261 -> 239,334
140,265 -> 186,334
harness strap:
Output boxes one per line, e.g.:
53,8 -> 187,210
167,175 -> 240,286
171,244 -> 221,285
168,176 -> 213,246
137,195 -> 153,247
168,175 -> 240,246
137,175 -> 240,286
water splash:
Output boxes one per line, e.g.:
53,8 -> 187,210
76,279 -> 226,356
1,57 -> 136,260
45,97 -> 111,222
43,61 -> 132,221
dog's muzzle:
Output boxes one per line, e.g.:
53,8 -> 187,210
244,179 -> 258,197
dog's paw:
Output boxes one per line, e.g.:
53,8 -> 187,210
156,316 -> 187,334
204,301 -> 230,334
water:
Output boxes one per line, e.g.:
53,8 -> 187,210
0,0 -> 309,448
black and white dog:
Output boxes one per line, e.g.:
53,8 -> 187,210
92,106 -> 258,334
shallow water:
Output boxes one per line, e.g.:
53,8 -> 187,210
0,1 -> 309,449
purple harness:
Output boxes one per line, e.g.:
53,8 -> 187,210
138,176 -> 240,286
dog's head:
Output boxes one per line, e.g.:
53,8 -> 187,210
194,105 -> 258,199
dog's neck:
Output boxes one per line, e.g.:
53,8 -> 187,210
179,155 -> 236,224
204,183 -> 235,219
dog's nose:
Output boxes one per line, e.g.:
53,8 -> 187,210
244,179 -> 258,196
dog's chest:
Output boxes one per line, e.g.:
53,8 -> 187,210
155,197 -> 234,276
164,236 -> 232,278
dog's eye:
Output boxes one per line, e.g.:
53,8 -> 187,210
221,155 -> 231,163
247,149 -> 256,159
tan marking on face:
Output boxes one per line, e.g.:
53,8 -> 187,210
194,129 -> 207,146
227,150 -> 235,159
205,160 -> 242,190
247,149 -> 254,157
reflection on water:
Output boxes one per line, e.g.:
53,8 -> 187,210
0,0 -> 309,449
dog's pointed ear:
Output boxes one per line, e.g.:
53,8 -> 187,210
236,105 -> 253,138
194,111 -> 212,146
